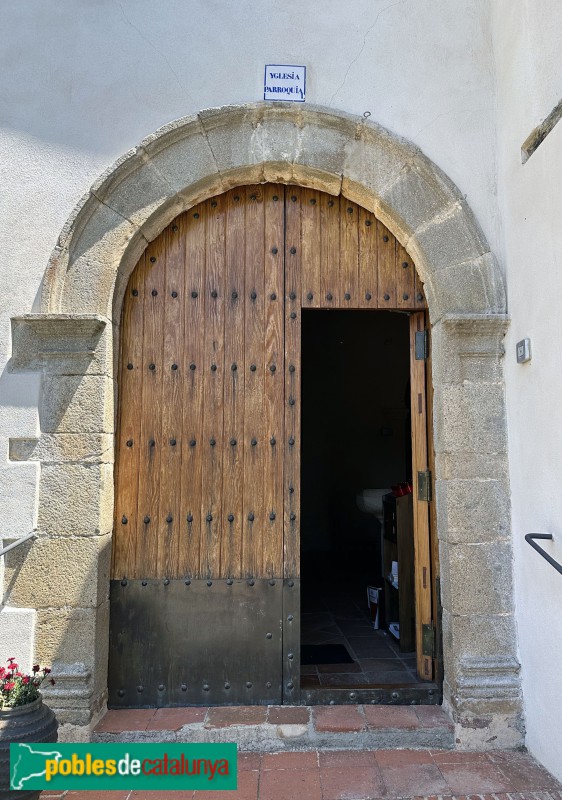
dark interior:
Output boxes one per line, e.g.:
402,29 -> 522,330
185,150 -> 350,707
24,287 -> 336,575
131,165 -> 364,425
300,310 -> 420,689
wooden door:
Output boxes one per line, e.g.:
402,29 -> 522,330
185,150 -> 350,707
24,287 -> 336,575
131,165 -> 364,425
109,184 -> 433,708
110,186 -> 289,708
410,312 -> 434,681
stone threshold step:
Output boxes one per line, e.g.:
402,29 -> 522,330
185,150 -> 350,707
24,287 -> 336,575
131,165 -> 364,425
93,704 -> 454,751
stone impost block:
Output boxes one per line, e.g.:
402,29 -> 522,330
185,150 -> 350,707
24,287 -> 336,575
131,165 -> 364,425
439,541 -> 513,615
40,374 -> 114,434
408,199 -> 489,274
9,433 -> 114,464
434,382 -> 507,455
10,314 -> 109,376
435,479 -> 509,543
2,533 -> 111,609
37,463 -> 113,536
35,601 -> 109,680
430,309 -> 507,383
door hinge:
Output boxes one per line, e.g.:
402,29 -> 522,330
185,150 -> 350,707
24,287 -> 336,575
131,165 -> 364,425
417,469 -> 432,501
422,622 -> 435,657
415,329 -> 429,360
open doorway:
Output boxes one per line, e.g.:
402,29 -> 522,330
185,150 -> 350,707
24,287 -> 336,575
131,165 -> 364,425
300,309 -> 428,700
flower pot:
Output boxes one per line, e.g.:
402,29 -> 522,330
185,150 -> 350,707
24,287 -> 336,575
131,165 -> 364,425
0,696 -> 58,800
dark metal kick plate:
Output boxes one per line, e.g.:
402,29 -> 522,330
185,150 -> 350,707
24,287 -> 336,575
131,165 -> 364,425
109,578 -> 283,708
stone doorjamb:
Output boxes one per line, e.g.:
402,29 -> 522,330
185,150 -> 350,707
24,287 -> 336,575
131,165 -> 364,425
7,103 -> 522,747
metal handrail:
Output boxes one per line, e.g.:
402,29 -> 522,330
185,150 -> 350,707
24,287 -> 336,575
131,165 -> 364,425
0,531 -> 36,557
525,533 -> 562,576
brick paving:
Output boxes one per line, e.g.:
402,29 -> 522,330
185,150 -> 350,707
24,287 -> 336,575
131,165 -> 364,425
93,703 -> 452,735
39,750 -> 562,799
38,706 -> 561,799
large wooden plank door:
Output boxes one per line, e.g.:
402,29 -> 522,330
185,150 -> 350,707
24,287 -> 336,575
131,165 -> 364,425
110,186 -> 287,707
110,184 -> 434,708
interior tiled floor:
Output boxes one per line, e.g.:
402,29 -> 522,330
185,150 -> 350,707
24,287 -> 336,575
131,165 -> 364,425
300,586 -> 421,688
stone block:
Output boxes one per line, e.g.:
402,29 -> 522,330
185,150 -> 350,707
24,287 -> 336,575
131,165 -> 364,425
66,194 -> 137,268
424,254 -> 507,321
37,463 -> 113,535
9,433 -> 114,464
3,534 -> 111,609
40,374 -> 114,433
435,452 -> 509,482
10,314 -> 110,376
199,105 -> 267,186
440,541 -> 513,615
92,150 -> 172,231
343,122 -> 415,218
441,608 -> 518,666
445,653 -> 523,727
430,309 -> 506,383
35,602 -> 109,674
60,227 -> 148,318
292,112 -> 351,178
0,607 -> 36,671
434,382 -> 507,454
409,199 -> 489,273
378,157 -> 455,241
435,478 -> 510,543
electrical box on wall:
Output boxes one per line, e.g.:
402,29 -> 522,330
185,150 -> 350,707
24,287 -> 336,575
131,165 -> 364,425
516,338 -> 532,363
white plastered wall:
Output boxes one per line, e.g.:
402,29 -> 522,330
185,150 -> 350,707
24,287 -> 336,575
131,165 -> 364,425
493,0 -> 562,780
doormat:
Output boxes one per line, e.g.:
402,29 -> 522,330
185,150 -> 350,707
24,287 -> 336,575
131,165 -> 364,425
300,644 -> 354,665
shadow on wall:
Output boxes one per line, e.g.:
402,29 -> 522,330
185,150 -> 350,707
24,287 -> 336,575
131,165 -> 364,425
0,361 -> 40,411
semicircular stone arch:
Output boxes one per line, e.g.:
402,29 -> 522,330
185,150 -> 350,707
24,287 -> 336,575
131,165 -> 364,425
42,104 -> 505,323
9,104 -> 521,748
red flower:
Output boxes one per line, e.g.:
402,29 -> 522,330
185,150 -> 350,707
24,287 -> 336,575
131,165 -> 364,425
43,667 -> 51,675
0,668 -> 6,679
49,678 -> 55,686
8,664 -> 18,672
32,664 -> 40,673
4,682 -> 15,691
7,658 -> 15,663
22,676 -> 30,685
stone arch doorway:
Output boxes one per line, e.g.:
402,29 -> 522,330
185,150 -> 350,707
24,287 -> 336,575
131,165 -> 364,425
109,184 -> 435,707
9,104 -> 522,745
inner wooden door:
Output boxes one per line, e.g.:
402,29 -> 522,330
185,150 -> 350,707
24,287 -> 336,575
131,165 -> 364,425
108,184 -> 433,708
